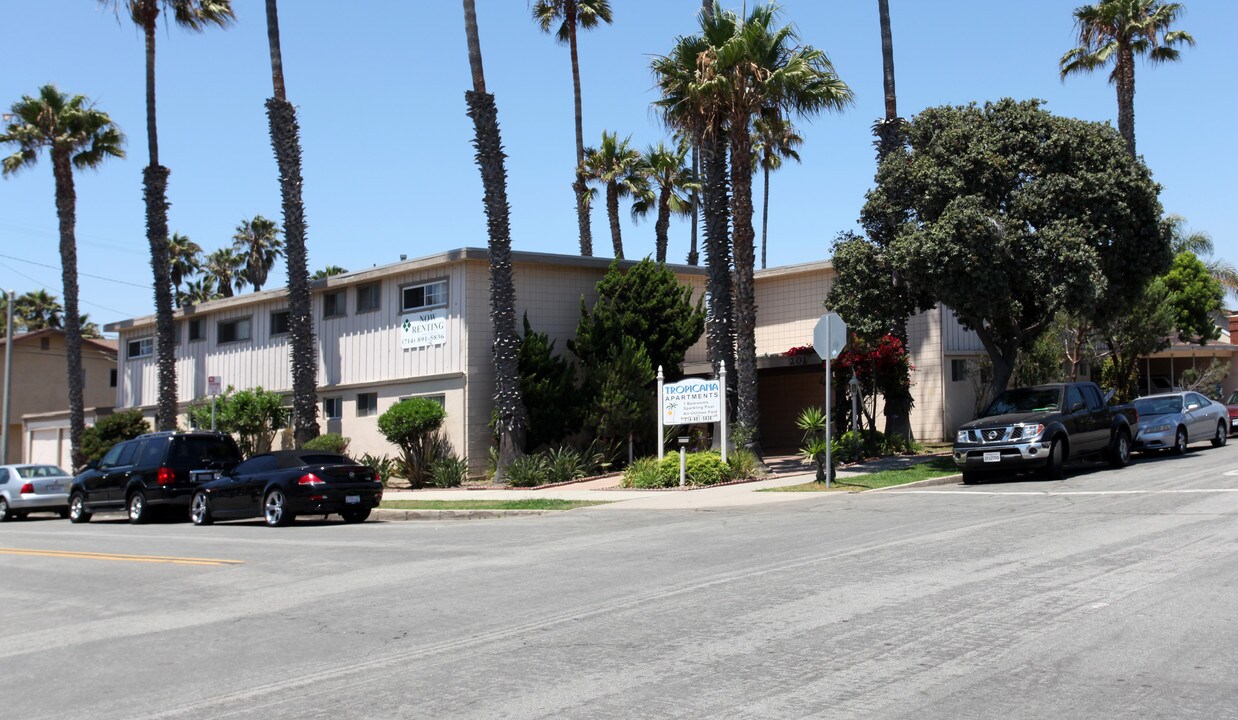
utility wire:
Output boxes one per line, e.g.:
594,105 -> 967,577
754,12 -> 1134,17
0,252 -> 150,288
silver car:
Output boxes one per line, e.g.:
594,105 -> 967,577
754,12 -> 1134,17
0,464 -> 72,521
1131,391 -> 1228,454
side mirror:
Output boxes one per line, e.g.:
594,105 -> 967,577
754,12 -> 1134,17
86,460 -> 99,470
1071,401 -> 1086,413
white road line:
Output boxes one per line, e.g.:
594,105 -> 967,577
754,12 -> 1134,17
881,488 -> 1238,496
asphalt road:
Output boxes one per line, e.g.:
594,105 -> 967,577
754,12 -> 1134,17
3,444 -> 1238,719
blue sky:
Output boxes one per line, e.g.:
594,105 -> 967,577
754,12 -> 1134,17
2,1 -> 1235,331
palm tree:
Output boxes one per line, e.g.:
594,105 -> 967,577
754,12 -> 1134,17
703,2 -> 853,454
631,139 -> 697,264
168,232 -> 202,304
1,85 -> 124,469
312,265 -> 349,280
531,0 -> 613,257
581,131 -> 646,260
1166,214 -> 1238,300
15,289 -> 65,330
1060,0 -> 1194,157
464,0 -> 529,481
263,0 -> 319,446
182,276 -> 218,305
203,247 -> 244,298
100,0 -> 234,432
752,113 -> 802,270
79,314 -> 103,339
232,215 -> 284,292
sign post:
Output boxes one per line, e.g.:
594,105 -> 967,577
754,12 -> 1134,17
207,375 -> 222,431
812,313 -> 847,487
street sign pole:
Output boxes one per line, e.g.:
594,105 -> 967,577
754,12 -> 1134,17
813,312 -> 848,488
719,361 -> 727,464
657,366 -> 665,460
824,315 -> 832,488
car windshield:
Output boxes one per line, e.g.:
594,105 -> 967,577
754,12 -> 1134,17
15,465 -> 68,478
1229,391 -> 1238,405
982,388 -> 1063,417
1133,396 -> 1182,417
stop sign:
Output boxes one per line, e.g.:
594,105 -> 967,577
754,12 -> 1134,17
812,312 -> 847,360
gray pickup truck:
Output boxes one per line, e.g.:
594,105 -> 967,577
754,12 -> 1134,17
952,382 -> 1138,484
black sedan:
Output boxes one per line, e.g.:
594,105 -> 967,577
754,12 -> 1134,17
189,450 -> 382,527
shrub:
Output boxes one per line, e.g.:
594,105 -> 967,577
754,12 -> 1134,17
303,433 -> 350,455
377,398 -> 447,488
428,455 -> 468,488
659,451 -> 732,486
727,449 -> 762,480
622,456 -> 673,488
187,386 -> 287,456
544,446 -> 587,485
358,453 -> 396,488
81,410 -> 150,464
505,454 -> 549,488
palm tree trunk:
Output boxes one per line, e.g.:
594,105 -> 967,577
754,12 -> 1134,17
52,151 -> 85,470
878,0 -> 896,121
143,10 -> 159,166
265,2 -> 319,447
687,138 -> 700,266
655,186 -> 671,264
1117,42 -> 1136,157
464,0 -> 528,480
566,1 -> 593,256
701,121 -> 734,397
729,124 -> 760,454
760,160 -> 770,270
606,181 -> 623,259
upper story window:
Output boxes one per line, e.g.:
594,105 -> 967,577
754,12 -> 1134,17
188,318 -> 204,342
357,282 -> 381,313
127,337 -> 153,359
323,290 -> 346,318
217,317 -> 252,345
271,310 -> 290,336
401,280 -> 447,313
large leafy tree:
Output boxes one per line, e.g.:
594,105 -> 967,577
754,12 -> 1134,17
581,131 -> 647,260
1100,278 -> 1175,401
752,113 -> 801,270
867,98 -> 1171,397
696,2 -> 852,453
1,85 -> 125,469
1060,0 -> 1194,157
531,0 -> 612,257
167,232 -> 202,304
631,139 -> 697,264
232,215 -> 284,292
100,0 -> 234,432
263,0 -> 318,446
463,0 -> 528,480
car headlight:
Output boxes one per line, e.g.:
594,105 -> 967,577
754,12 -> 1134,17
1144,423 -> 1172,434
956,430 -> 970,444
1017,423 -> 1045,441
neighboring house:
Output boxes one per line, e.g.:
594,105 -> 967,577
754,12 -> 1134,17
0,329 -> 118,466
105,248 -> 985,471
1134,314 -> 1238,398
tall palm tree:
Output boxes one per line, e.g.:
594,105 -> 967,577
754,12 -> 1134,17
232,215 -> 284,292
203,247 -> 244,298
581,131 -> 647,260
752,113 -> 802,270
705,2 -> 852,454
1,85 -> 124,469
684,0 -> 714,268
100,0 -> 235,431
1060,0 -> 1194,157
263,0 -> 319,446
14,289 -> 65,330
531,0 -> 613,257
167,231 -> 202,304
631,139 -> 697,264
464,0 -> 528,481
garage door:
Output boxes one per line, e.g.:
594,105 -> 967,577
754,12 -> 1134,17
29,429 -> 62,466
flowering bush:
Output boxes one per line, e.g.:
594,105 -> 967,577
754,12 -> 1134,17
783,345 -> 816,357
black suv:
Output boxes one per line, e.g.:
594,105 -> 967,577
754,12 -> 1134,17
68,432 -> 242,524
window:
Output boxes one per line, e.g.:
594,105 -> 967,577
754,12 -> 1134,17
323,397 -> 343,419
134,438 -> 166,469
951,359 -> 967,383
1066,387 -> 1085,412
110,369 -> 117,388
0,468 -> 8,484
401,280 -> 447,313
127,337 -> 153,359
357,282 -> 381,313
323,290 -> 346,318
188,318 -> 204,342
357,392 -> 378,417
40,337 -> 50,351
217,317 -> 252,344
115,440 -> 139,467
98,442 -> 126,469
271,310 -> 290,336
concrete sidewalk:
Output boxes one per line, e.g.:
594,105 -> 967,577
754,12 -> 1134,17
375,454 -> 962,517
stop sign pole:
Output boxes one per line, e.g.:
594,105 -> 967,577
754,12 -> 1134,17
812,312 -> 847,487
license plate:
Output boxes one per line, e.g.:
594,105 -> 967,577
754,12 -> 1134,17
345,495 -> 360,504
192,471 -> 218,483
1231,419 -> 1238,427
983,452 -> 1000,463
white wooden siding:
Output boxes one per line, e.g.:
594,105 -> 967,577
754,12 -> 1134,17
941,306 -> 986,352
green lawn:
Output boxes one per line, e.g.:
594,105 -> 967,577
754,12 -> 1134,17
379,499 -> 610,511
761,457 -> 959,492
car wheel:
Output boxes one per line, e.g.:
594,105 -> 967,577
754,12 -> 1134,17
68,492 -> 91,524
127,491 -> 150,524
1107,428 -> 1132,468
1045,437 -> 1066,480
0,497 -> 11,522
341,508 -> 371,524
1212,422 -> 1227,448
264,489 -> 294,527
190,492 -> 214,526
1172,427 -> 1188,456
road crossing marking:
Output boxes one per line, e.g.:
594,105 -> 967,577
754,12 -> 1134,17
881,488 -> 1238,496
0,547 -> 243,566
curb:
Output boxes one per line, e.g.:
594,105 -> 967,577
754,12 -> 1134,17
371,508 -> 551,521
866,473 -> 962,491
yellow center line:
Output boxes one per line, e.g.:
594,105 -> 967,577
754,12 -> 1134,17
0,547 -> 244,566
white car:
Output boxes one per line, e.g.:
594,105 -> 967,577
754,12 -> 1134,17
0,464 -> 72,521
